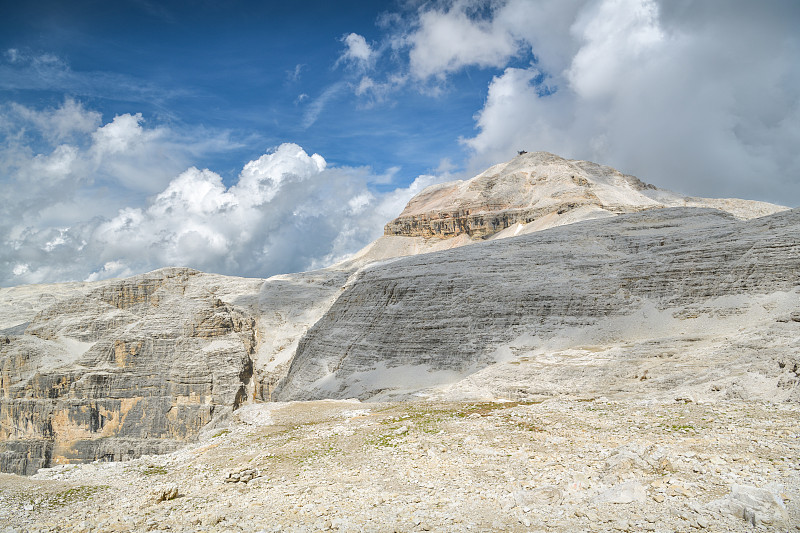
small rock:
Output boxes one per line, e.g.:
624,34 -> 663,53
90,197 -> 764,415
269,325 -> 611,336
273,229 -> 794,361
514,486 -> 563,506
669,484 -> 692,497
570,473 -> 591,490
595,481 -> 647,504
655,457 -> 674,474
709,484 -> 789,528
499,493 -> 516,510
203,514 -> 223,526
225,468 -> 259,483
154,484 -> 178,502
613,519 -> 630,531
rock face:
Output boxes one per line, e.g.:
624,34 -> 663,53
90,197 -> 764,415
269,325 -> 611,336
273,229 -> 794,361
0,268 -> 260,475
384,151 -> 784,241
275,207 -> 800,401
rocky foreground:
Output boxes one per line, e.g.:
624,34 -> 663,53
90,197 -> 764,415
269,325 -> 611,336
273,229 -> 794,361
1,397 -> 797,532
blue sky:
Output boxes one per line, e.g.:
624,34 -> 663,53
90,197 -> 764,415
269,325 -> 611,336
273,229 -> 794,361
1,0 -> 799,286
0,0 -> 485,182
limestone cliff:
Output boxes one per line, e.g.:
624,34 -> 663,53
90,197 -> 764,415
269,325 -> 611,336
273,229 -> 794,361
252,269 -> 353,402
0,268 -> 261,475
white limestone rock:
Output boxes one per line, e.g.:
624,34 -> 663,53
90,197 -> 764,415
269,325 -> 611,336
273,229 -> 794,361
0,268 -> 263,474
595,481 -> 647,504
275,207 -> 800,401
708,484 -> 789,528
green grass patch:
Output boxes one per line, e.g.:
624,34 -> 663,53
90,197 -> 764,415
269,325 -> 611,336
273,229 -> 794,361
658,423 -> 696,432
141,465 -> 168,476
27,485 -> 110,509
455,401 -> 525,418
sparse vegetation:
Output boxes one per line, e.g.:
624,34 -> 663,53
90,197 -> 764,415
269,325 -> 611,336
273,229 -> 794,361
367,432 -> 402,448
141,465 -> 168,476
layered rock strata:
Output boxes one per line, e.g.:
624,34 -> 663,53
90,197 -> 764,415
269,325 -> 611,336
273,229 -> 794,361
276,207 -> 800,401
384,152 -> 785,241
0,268 -> 260,475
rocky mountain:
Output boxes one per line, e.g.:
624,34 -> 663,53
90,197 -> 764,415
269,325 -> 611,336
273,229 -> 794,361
358,151 -> 785,266
275,207 -> 800,402
1,152 -> 796,477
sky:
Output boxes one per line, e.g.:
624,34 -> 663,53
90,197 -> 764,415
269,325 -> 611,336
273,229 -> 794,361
1,0 -> 798,286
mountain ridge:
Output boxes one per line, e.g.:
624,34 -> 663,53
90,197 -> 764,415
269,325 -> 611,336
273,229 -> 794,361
384,151 -> 785,240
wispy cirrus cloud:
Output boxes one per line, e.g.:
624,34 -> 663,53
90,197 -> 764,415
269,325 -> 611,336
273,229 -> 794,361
0,48 -> 194,105
287,63 -> 305,82
301,82 -> 348,129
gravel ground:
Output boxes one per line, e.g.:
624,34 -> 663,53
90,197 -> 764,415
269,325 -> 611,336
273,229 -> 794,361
1,397 -> 798,532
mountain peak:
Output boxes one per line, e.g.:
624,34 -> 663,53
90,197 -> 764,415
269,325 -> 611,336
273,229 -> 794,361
384,152 -> 785,241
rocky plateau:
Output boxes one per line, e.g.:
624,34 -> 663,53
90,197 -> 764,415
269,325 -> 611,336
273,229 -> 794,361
0,151 -> 798,532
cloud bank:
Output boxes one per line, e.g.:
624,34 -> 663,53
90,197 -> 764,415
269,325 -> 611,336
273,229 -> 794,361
455,0 -> 800,203
364,0 -> 800,205
0,101 -> 443,286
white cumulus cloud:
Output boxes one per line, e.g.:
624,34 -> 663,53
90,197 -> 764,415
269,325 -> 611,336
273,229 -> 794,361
338,33 -> 375,67
566,0 -> 664,100
83,143 -> 443,282
389,0 -> 800,205
0,101 -> 450,286
406,0 -> 520,80
9,98 -> 101,142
